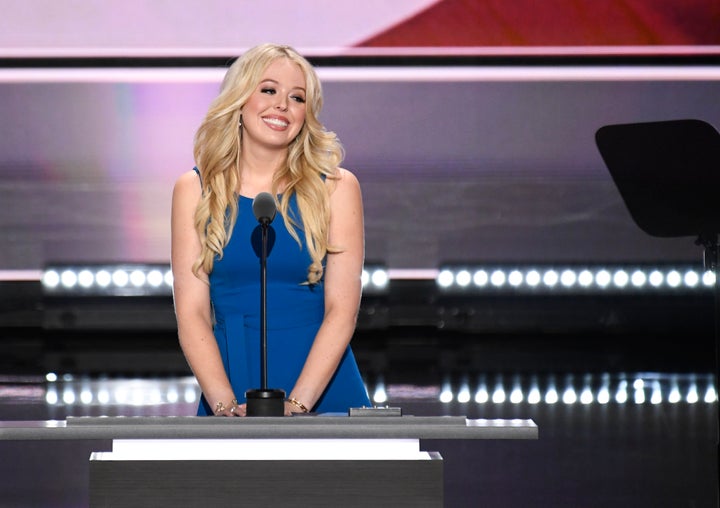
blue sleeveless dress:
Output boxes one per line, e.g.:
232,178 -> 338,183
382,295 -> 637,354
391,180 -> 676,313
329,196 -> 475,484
195,172 -> 371,415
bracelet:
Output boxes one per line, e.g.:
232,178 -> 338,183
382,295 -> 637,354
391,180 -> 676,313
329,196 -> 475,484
214,398 -> 240,416
286,397 -> 309,413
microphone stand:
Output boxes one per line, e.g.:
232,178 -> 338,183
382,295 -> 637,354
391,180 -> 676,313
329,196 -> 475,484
246,193 -> 286,416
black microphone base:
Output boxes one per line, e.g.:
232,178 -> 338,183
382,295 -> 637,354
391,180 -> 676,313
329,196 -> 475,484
245,388 -> 286,417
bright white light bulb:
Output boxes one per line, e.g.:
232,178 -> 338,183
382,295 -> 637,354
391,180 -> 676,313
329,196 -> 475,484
595,270 -> 611,288
437,270 -> 454,288
78,270 -> 94,288
490,270 -> 506,287
508,270 -> 523,287
560,270 -> 576,287
60,270 -> 77,288
578,270 -> 593,287
371,269 -> 389,288
666,270 -> 681,288
474,387 -> 489,403
525,270 -> 541,287
43,270 -> 60,288
473,270 -> 489,286
455,270 -> 471,287
543,270 -> 559,287
95,270 -> 112,287
545,388 -> 559,404
630,270 -> 646,287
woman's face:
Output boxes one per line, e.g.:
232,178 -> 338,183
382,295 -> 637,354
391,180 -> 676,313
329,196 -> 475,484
240,58 -> 307,151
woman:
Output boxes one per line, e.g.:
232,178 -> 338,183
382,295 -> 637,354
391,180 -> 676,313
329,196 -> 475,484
171,43 -> 371,416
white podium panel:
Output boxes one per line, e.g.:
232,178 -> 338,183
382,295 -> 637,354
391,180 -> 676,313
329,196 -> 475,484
90,440 -> 443,507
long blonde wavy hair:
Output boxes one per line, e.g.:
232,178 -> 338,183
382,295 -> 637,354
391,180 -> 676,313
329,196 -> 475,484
192,43 -> 343,284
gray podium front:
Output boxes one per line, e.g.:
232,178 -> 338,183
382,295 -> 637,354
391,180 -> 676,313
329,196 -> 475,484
0,416 -> 538,507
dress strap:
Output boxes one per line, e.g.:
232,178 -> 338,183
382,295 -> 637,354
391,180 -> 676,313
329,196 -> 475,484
192,166 -> 202,187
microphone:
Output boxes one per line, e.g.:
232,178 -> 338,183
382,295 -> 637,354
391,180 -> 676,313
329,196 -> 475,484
245,191 -> 285,417
252,192 -> 276,225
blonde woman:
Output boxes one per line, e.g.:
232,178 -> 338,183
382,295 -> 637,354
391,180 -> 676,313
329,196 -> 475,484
171,43 -> 371,416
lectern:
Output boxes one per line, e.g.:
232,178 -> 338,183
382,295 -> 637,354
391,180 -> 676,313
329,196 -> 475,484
0,415 -> 538,508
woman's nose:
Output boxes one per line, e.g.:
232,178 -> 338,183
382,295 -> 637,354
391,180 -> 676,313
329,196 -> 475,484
275,96 -> 288,111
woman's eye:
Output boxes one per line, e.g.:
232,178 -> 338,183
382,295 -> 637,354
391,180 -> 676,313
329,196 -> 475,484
291,96 -> 306,103
261,88 -> 276,95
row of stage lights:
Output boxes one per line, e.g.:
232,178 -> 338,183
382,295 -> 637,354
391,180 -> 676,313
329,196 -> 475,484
41,263 -> 715,296
437,265 -> 716,293
43,372 -> 716,407
40,264 -> 390,296
371,375 -> 718,406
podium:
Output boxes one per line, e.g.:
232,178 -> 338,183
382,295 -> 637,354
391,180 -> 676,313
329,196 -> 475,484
1,416 -> 537,508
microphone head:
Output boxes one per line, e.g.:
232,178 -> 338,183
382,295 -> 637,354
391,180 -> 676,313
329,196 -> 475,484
252,192 -> 277,224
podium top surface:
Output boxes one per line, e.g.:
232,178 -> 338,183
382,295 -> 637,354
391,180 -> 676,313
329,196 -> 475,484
0,416 -> 538,441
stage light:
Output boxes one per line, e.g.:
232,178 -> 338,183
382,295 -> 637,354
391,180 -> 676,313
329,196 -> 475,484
612,270 -> 629,288
490,270 -> 506,287
510,386 -> 524,404
542,270 -> 559,287
78,269 -> 94,288
703,271 -> 716,286
650,382 -> 662,405
595,270 -> 611,288
615,381 -> 628,404
369,268 -> 389,289
439,382 -> 454,403
580,387 -> 594,405
491,385 -> 506,403
578,270 -> 593,287
184,385 -> 198,404
525,270 -> 541,287
437,269 -> 454,288
634,387 -> 646,404
455,270 -> 472,287
80,388 -> 93,405
97,388 -> 111,405
597,386 -> 610,405
687,384 -> 699,404
457,384 -> 471,403
147,269 -> 164,287
545,388 -> 559,404
45,386 -> 58,405
560,269 -> 576,287
45,372 -> 58,382
373,381 -> 388,404
683,270 -> 699,288
43,270 -> 60,288
473,270 -> 489,287
704,385 -> 717,403
508,270 -> 523,287
96,270 -> 112,287
474,384 -> 489,403
61,270 -> 78,288
62,386 -> 76,405
112,269 -> 129,287
649,270 -> 664,287
630,270 -> 646,287
562,387 -> 577,404
527,387 -> 541,404
666,270 -> 681,288
668,386 -> 681,403
129,270 -> 146,287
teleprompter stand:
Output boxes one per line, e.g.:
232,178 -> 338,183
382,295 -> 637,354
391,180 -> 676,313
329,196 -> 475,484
595,118 -> 720,485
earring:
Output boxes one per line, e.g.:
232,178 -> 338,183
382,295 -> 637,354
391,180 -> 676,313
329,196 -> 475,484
238,118 -> 243,127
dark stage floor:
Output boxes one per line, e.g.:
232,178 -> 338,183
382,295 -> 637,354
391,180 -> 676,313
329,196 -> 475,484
0,372 -> 717,508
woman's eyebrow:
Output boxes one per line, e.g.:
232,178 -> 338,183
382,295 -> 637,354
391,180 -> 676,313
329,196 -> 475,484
260,78 -> 305,92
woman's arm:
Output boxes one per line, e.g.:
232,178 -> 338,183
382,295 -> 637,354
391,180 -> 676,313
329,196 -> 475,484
286,167 -> 365,413
171,170 -> 243,416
